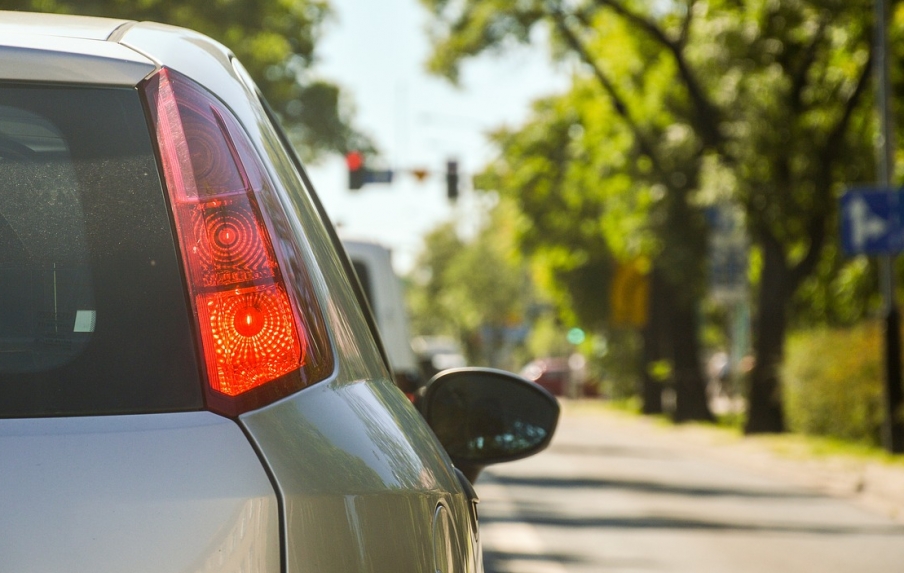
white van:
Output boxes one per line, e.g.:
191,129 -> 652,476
341,239 -> 423,395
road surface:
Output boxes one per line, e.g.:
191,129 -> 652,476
476,402 -> 904,573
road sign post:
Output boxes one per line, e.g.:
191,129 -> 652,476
873,0 -> 903,453
840,186 -> 904,453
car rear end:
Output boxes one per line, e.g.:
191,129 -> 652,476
0,13 -> 476,573
0,15 -> 283,573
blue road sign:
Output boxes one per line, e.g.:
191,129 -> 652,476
363,169 -> 393,185
840,188 -> 904,255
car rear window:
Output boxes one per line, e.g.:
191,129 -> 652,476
0,84 -> 203,417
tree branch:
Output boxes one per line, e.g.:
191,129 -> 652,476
788,51 -> 872,289
678,0 -> 695,48
548,8 -> 670,180
592,0 -> 725,151
823,49 -> 873,166
788,17 -> 828,113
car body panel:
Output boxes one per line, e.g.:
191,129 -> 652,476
243,378 -> 476,572
0,412 -> 280,573
237,99 -> 479,570
119,22 -> 249,113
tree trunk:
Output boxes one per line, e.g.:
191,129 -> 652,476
640,268 -> 667,414
670,296 -> 715,423
745,236 -> 788,434
653,271 -> 713,423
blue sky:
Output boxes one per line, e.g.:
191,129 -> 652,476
304,0 -> 568,274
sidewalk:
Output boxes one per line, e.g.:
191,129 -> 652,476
561,399 -> 904,524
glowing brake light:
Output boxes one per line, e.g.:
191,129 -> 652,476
142,67 -> 333,416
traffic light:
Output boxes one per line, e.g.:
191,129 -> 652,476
346,151 -> 365,190
446,160 -> 459,201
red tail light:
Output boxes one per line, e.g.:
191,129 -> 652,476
142,68 -> 333,416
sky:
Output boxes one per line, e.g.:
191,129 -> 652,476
304,0 -> 569,275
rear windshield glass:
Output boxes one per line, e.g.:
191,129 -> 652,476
0,84 -> 203,417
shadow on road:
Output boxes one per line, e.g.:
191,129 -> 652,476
481,511 -> 904,537
485,474 -> 821,500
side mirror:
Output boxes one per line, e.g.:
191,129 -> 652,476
420,367 -> 560,482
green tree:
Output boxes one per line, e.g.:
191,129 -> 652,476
476,73 -> 712,420
3,0 -> 371,159
427,1 -> 717,421
689,0 -> 874,432
408,222 -> 465,337
420,0 -> 877,432
408,201 -> 532,369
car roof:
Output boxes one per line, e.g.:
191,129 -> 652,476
0,11 -> 155,85
0,11 -> 132,40
0,11 -> 242,95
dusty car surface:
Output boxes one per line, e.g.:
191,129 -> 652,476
0,11 -> 558,573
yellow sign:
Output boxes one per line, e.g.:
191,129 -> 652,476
610,260 -> 649,328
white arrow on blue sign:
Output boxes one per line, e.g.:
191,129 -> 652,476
840,188 -> 904,255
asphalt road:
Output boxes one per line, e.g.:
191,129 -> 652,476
476,402 -> 904,573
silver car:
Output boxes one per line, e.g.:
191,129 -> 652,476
0,11 -> 559,573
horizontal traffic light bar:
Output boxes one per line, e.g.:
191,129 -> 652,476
345,152 -> 460,200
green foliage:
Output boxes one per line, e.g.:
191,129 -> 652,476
688,0 -> 875,247
2,0 -> 370,160
419,0 -> 547,84
408,222 -> 465,337
597,329 -> 642,400
421,0 -> 884,430
475,84 -> 655,331
525,315 -> 572,359
407,200 -> 532,368
647,360 -> 672,383
792,249 -> 881,328
782,323 -> 885,446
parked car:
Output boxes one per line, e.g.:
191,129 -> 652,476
341,238 -> 423,397
520,357 -> 571,396
0,12 -> 559,573
413,334 -> 468,379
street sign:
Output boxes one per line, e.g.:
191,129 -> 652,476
706,204 -> 748,302
610,260 -> 648,328
364,169 -> 393,185
840,188 -> 904,255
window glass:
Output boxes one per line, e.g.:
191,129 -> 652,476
351,260 -> 374,310
0,85 -> 203,417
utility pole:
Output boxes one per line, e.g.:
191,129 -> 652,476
875,0 -> 904,453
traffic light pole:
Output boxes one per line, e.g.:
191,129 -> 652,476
875,0 -> 904,453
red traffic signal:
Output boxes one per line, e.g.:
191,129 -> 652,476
346,151 -> 365,190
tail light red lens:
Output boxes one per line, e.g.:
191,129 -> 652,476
142,68 -> 333,416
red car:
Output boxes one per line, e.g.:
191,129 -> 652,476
520,357 -> 571,396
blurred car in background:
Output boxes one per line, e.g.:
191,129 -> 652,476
413,334 -> 468,380
520,357 -> 571,396
0,12 -> 559,573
